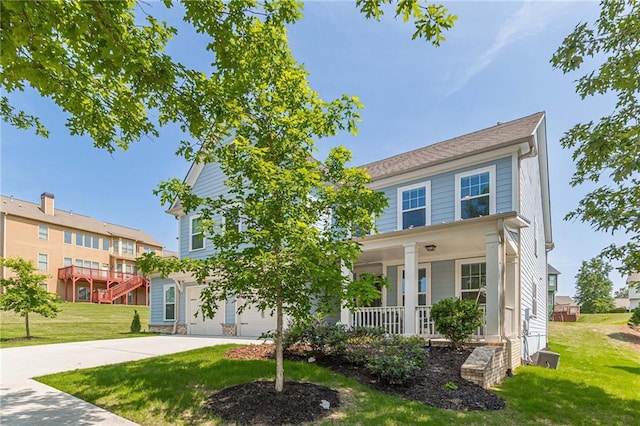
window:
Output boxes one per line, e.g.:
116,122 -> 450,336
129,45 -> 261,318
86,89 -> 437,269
400,267 -> 429,306
455,166 -> 496,220
397,182 -> 430,230
38,253 -> 48,271
76,232 -> 83,246
224,208 -> 242,233
460,262 -> 486,303
63,257 -> 72,267
113,240 -> 119,254
38,225 -> 48,240
84,234 -> 91,248
39,283 -> 48,291
102,238 -> 109,251
190,216 -> 204,251
75,259 -> 83,267
143,247 -> 155,254
92,236 -> 99,249
64,231 -> 72,244
164,284 -> 176,321
78,287 -> 91,301
122,241 -> 134,255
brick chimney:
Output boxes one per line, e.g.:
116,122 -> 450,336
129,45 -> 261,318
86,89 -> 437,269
40,192 -> 55,215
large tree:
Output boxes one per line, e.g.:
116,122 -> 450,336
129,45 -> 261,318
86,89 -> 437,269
0,257 -> 61,339
551,0 -> 640,277
1,0 -> 456,152
574,257 -> 615,314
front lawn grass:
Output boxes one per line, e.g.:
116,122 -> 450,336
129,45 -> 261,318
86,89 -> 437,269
1,303 -> 152,348
37,314 -> 640,425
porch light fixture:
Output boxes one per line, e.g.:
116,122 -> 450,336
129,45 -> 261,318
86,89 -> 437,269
424,244 -> 437,252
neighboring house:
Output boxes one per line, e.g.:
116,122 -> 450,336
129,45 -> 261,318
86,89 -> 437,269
0,192 -> 164,305
553,295 -> 580,322
547,264 -> 560,319
613,298 -> 630,311
629,273 -> 640,310
149,111 -> 553,369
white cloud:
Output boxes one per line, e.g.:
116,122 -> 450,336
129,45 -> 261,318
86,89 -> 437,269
445,1 -> 569,96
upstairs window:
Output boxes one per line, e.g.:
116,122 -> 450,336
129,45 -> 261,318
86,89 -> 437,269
102,238 -> 109,251
38,253 -> 48,271
190,216 -> 204,251
38,225 -> 48,240
398,182 -> 430,230
122,241 -> 135,255
455,166 -> 496,220
64,231 -> 72,245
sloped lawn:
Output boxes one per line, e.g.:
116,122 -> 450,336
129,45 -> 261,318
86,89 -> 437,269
0,303 -> 151,348
37,314 -> 640,425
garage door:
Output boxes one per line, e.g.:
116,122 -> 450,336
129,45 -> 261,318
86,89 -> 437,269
237,305 -> 278,337
187,286 -> 224,335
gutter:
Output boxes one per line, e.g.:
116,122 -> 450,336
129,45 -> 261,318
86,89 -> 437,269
173,279 -> 184,334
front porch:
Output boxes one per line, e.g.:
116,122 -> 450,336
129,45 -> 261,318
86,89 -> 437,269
341,213 -> 528,344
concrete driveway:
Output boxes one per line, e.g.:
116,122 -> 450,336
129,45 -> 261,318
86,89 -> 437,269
1,335 -> 260,425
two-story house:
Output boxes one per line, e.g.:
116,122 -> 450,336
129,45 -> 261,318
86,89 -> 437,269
149,111 -> 553,368
0,192 -> 164,305
629,273 -> 640,310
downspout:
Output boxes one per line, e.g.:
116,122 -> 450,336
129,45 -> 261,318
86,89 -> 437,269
173,279 -> 184,334
497,219 -> 506,340
1,212 -> 6,285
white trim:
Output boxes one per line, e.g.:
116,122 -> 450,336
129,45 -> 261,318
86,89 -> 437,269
189,215 -> 205,251
454,257 -> 486,298
37,253 -> 48,271
396,181 -> 431,230
454,165 -> 496,221
511,153 -> 518,213
163,283 -> 177,321
368,145 -> 523,190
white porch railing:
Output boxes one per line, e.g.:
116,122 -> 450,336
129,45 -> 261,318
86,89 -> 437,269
352,305 -> 486,338
351,306 -> 404,335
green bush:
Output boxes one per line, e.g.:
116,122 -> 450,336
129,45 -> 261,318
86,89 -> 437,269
609,307 -> 629,313
365,335 -> 428,385
283,318 -> 350,356
130,309 -> 141,333
430,297 -> 483,348
629,306 -> 640,327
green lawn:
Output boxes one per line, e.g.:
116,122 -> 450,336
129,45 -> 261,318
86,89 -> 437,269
36,313 -> 640,425
0,302 -> 151,348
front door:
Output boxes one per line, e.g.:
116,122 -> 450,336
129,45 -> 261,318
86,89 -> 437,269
400,264 -> 431,306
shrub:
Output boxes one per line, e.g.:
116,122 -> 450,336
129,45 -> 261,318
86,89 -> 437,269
609,307 -> 628,313
365,336 -> 428,385
629,306 -> 640,327
430,297 -> 483,348
282,317 -> 350,356
130,309 -> 141,333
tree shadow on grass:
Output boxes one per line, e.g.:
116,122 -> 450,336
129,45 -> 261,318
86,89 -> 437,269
607,331 -> 640,346
608,365 -> 640,375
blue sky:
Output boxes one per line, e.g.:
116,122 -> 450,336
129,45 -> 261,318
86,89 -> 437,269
0,1 -> 628,296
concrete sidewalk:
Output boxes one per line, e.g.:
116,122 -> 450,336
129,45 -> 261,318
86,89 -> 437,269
1,335 -> 260,425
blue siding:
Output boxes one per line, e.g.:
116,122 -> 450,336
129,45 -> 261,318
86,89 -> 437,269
431,260 -> 455,303
149,277 -> 186,325
375,156 -> 513,233
180,162 -> 228,260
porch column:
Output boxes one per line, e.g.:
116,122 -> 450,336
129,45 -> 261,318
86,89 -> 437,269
403,243 -> 418,335
485,233 -> 504,342
340,264 -> 353,327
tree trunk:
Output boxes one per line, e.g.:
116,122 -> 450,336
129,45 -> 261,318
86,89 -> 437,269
275,284 -> 284,392
25,312 -> 31,339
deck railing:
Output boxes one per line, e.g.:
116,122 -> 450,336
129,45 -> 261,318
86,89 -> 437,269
58,266 -> 140,283
352,306 -> 405,335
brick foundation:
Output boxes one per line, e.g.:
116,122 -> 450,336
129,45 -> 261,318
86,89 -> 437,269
460,344 -> 508,389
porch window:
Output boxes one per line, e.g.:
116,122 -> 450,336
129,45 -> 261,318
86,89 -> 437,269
63,257 -> 72,267
38,225 -> 48,240
78,287 -> 90,301
398,182 -> 430,230
401,267 -> 429,306
455,166 -> 496,220
190,216 -> 205,251
461,262 -> 486,303
164,284 -> 176,321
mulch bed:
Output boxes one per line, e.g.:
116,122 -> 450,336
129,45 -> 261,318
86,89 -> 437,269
206,343 -> 505,424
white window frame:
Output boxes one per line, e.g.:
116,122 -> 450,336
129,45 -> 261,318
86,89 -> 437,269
63,257 -> 72,267
64,230 -> 72,245
38,225 -> 48,240
454,165 -> 496,220
397,181 -> 431,230
189,215 -> 205,251
163,284 -> 176,321
455,257 -> 487,302
38,253 -> 48,271
398,263 -> 432,307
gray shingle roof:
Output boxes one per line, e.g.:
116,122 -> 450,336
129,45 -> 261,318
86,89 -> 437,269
0,195 -> 163,247
547,264 -> 561,275
361,112 -> 545,180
